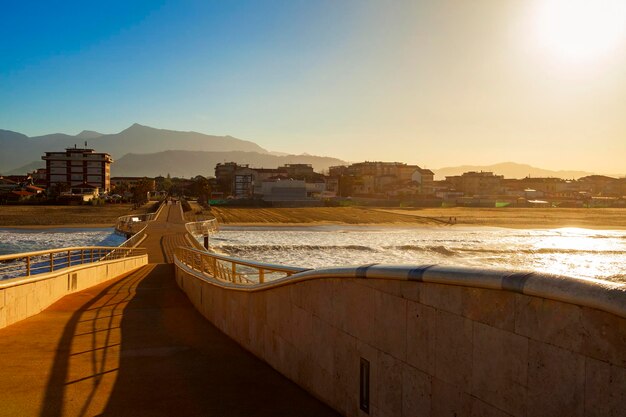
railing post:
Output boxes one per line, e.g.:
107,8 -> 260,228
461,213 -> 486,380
68,250 -> 71,267
81,249 -> 84,264
259,268 -> 265,284
231,263 -> 236,282
91,249 -> 94,263
26,256 -> 31,276
50,253 -> 54,272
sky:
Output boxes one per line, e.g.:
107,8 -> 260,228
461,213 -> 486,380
1,0 -> 625,173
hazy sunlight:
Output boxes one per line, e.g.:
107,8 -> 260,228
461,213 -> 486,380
532,0 -> 626,64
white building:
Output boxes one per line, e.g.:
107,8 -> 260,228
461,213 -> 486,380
42,146 -> 113,192
260,179 -> 307,201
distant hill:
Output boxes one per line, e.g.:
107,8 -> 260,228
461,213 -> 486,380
112,150 -> 347,177
0,123 -> 268,173
75,130 -> 104,139
433,162 -> 595,180
6,161 -> 45,175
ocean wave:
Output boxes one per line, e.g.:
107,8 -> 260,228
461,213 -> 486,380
219,243 -> 626,257
217,244 -> 378,252
391,245 -> 458,256
0,228 -> 124,257
604,274 -> 626,284
457,247 -> 626,255
386,245 -> 626,256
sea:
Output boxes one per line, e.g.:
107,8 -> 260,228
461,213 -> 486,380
2,225 -> 625,283
206,225 -> 626,283
0,227 -> 125,256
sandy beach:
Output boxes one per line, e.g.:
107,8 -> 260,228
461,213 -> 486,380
2,204 -> 625,230
376,208 -> 626,230
0,204 -> 153,228
206,206 -> 626,230
206,207 -> 442,226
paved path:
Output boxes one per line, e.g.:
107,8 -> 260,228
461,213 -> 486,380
0,204 -> 340,417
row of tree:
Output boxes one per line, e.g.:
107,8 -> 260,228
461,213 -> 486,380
112,175 -> 212,207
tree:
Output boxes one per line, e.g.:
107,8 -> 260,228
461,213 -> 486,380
112,182 -> 129,196
191,175 -> 212,207
131,177 -> 153,208
47,182 -> 70,201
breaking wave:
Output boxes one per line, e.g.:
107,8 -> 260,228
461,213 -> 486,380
208,225 -> 626,282
219,244 -> 377,253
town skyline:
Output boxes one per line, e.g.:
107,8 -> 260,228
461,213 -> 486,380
1,123 -> 622,179
1,1 -> 625,174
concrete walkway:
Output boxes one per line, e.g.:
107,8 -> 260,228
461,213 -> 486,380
0,204 -> 340,417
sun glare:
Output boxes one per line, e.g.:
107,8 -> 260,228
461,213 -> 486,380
532,0 -> 626,64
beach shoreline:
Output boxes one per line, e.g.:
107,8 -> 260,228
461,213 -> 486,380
217,222 -> 626,230
207,206 -> 626,230
2,204 -> 626,230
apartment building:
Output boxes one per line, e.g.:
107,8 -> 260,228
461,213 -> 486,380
42,146 -> 113,192
329,161 -> 434,196
446,171 -> 504,196
215,162 -> 325,198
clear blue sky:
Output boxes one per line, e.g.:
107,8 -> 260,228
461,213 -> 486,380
1,0 -> 625,173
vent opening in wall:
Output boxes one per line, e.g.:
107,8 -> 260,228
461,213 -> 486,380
360,357 -> 370,414
68,273 -> 78,291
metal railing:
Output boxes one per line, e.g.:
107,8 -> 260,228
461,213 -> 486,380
175,246 -> 306,284
115,211 -> 158,236
185,218 -> 219,237
116,201 -> 166,248
0,246 -> 147,281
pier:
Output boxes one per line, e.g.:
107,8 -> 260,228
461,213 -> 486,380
0,203 -> 338,417
1,202 -> 625,417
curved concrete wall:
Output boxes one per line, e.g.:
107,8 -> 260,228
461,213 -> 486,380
175,263 -> 626,417
0,255 -> 147,329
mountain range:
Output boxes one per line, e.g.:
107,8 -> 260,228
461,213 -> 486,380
432,162 -> 596,181
0,124 -> 345,176
113,150 -> 347,177
0,124 -> 614,179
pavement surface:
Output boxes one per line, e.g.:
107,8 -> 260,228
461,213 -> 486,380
0,203 -> 340,417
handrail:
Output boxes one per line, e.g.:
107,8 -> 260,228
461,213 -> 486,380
0,246 -> 147,281
115,200 -> 166,235
174,257 -> 626,318
116,200 -> 166,248
115,212 -> 157,235
184,218 -> 219,238
0,202 -> 161,281
0,246 -> 141,261
119,228 -> 148,248
175,246 -> 307,284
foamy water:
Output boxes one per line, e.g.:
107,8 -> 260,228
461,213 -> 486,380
0,228 -> 125,256
207,225 -> 626,283
3,226 -> 625,284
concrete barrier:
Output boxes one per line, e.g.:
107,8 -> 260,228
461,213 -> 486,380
0,255 -> 147,329
175,261 -> 626,417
